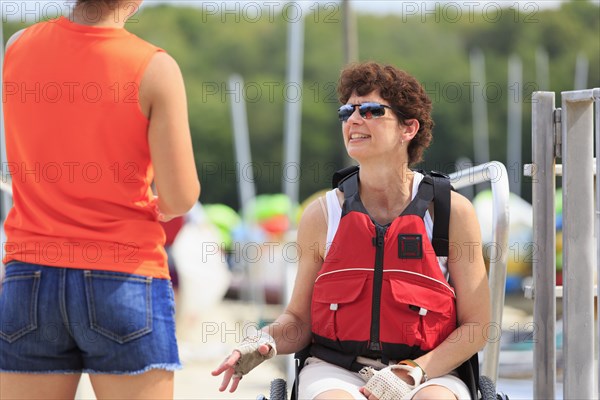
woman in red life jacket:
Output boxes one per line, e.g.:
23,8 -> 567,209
0,1 -> 199,399
212,62 -> 490,400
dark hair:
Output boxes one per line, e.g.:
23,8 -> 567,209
337,61 -> 434,166
76,0 -> 120,7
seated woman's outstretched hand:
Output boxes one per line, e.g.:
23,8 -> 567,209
211,349 -> 242,393
211,343 -> 274,392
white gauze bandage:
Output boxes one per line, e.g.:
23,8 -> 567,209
233,331 -> 277,377
361,364 -> 422,400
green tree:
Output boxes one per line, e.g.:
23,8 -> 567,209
3,1 -> 598,208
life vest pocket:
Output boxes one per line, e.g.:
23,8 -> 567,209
382,277 -> 457,351
312,274 -> 370,342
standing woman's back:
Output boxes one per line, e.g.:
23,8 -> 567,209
3,16 -> 171,277
1,2 -> 199,399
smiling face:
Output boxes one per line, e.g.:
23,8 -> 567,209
342,91 -> 417,165
337,62 -> 434,166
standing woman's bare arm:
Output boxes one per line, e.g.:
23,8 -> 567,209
139,52 -> 200,216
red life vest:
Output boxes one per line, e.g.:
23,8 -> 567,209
310,170 -> 457,370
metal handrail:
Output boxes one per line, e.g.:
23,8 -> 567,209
0,176 -> 12,224
449,161 -> 510,384
0,179 -> 12,196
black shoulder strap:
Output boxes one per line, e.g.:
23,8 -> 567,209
338,171 -> 369,216
332,165 -> 359,189
430,171 -> 451,257
407,170 -> 451,257
330,167 -> 451,257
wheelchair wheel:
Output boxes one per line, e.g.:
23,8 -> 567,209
479,375 -> 497,400
269,378 -> 288,400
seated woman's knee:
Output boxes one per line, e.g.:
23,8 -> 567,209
412,385 -> 458,400
315,389 -> 357,399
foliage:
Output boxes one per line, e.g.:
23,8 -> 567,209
3,1 -> 599,209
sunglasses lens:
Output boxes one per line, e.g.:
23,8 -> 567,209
338,103 -> 390,122
359,103 -> 386,119
338,105 -> 354,122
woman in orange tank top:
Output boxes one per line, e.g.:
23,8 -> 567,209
0,1 -> 199,398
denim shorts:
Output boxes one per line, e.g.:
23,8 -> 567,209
0,262 -> 182,374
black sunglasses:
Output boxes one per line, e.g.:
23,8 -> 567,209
337,102 -> 394,122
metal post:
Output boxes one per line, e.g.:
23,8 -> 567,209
574,53 -> 589,91
342,0 -> 358,64
536,47 -> 550,91
470,48 -> 490,167
228,74 -> 256,215
228,74 -> 268,317
282,5 -> 304,213
531,92 -> 557,400
1,16 -> 11,223
507,55 -> 523,196
562,89 -> 596,399
595,88 -> 600,400
340,0 -> 358,167
1,13 -> 11,277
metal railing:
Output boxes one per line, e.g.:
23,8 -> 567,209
0,176 -> 11,272
526,89 -> 600,400
0,179 -> 12,196
449,161 -> 510,384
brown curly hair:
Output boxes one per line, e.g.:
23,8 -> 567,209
337,61 -> 434,166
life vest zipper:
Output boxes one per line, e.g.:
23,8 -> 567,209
369,224 -> 387,352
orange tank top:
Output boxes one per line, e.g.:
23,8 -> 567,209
2,16 -> 169,279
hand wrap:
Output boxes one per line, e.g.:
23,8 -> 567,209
360,364 -> 423,400
233,332 -> 277,377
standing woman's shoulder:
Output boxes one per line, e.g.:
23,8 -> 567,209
138,51 -> 185,117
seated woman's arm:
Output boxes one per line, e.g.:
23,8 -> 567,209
413,191 -> 491,378
264,198 -> 328,354
212,197 -> 328,392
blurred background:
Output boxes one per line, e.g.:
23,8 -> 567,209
4,0 -> 597,207
1,0 -> 599,398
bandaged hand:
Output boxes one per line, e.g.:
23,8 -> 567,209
360,364 -> 421,400
233,331 -> 277,377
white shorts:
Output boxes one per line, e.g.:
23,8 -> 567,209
297,357 -> 472,400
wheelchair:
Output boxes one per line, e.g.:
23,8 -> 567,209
258,346 -> 509,400
261,376 -> 506,400
258,162 -> 512,400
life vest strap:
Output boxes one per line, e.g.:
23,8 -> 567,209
332,166 -> 452,257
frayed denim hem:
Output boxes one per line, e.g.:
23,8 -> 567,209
83,363 -> 183,375
0,363 -> 182,375
0,369 -> 82,374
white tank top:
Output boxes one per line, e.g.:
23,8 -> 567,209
324,171 -> 449,278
